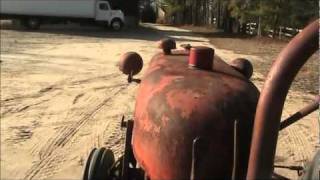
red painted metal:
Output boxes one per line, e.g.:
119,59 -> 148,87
247,20 -> 319,179
132,49 -> 259,179
119,52 -> 143,75
188,46 -> 214,70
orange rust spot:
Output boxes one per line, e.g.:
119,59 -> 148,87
135,75 -> 179,126
161,115 -> 170,127
166,89 -> 205,119
139,113 -> 160,133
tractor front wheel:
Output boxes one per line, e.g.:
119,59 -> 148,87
83,147 -> 115,180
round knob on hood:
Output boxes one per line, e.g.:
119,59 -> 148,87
157,38 -> 176,55
119,52 -> 143,75
230,58 -> 253,79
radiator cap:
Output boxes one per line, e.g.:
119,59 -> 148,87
188,46 -> 214,70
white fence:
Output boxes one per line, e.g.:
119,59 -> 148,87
267,26 -> 302,39
245,22 -> 302,39
246,22 -> 258,35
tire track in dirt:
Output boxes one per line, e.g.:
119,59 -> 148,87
1,83 -> 62,103
23,82 -> 129,180
1,98 -> 52,117
275,97 -> 319,179
1,73 -> 119,118
73,93 -> 85,104
1,73 -> 119,104
0,79 -> 68,118
29,82 -> 136,179
1,72 -> 123,179
285,126 -> 313,163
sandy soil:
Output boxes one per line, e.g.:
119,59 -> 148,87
1,22 -> 318,180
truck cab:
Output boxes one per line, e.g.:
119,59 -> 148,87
0,0 -> 125,30
95,0 -> 125,30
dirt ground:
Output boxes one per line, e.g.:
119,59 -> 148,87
1,22 -> 319,180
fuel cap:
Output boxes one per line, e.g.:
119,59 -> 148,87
189,46 -> 214,70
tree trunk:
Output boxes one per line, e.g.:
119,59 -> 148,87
223,3 -> 232,32
197,0 -> 202,25
257,16 -> 262,37
272,14 -> 279,38
272,0 -> 282,38
182,0 -> 187,24
192,1 -> 198,25
217,0 -> 221,28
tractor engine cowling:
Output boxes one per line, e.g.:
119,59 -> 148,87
126,44 -> 260,180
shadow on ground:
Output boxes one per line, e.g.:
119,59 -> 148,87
0,21 -> 204,43
160,29 -> 253,39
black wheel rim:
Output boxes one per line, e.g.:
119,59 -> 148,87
112,21 -> 122,30
83,148 -> 116,180
96,148 -> 115,179
88,148 -> 105,180
83,148 -> 97,180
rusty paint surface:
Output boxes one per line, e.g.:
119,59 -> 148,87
132,50 -> 259,179
247,20 -> 319,179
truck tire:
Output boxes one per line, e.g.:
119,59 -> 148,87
12,19 -> 21,28
111,19 -> 123,31
26,18 -> 41,30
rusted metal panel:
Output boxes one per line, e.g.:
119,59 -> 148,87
132,49 -> 259,179
247,20 -> 319,179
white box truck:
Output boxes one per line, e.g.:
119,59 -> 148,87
0,0 -> 125,30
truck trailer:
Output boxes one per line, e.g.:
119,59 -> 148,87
0,0 -> 125,30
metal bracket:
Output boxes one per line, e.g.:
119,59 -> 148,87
127,71 -> 133,83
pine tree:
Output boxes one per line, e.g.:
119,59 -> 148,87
229,0 -> 318,36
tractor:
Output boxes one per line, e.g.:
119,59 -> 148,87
82,20 -> 319,180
